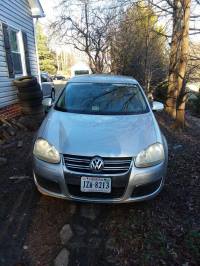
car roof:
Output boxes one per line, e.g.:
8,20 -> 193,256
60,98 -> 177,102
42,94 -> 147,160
68,74 -> 138,84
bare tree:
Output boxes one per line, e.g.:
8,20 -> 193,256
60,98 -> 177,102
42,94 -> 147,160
148,0 -> 199,128
165,0 -> 192,128
187,43 -> 200,83
175,0 -> 191,128
50,0 -> 118,73
110,3 -> 168,92
50,0 -> 199,128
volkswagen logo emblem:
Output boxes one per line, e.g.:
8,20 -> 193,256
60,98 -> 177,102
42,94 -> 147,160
90,157 -> 104,172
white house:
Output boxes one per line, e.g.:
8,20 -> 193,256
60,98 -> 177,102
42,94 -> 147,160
0,0 -> 44,116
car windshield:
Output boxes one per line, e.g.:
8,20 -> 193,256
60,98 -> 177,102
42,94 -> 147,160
55,82 -> 149,115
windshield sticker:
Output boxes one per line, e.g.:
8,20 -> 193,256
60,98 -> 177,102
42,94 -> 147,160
92,106 -> 100,111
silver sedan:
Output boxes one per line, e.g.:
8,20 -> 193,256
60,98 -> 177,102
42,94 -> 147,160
33,74 -> 168,203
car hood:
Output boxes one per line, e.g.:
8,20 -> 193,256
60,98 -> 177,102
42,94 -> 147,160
40,110 -> 158,157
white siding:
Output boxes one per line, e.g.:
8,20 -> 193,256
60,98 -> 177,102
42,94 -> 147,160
0,0 -> 38,108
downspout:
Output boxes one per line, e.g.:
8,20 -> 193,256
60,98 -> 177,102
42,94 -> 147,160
33,17 -> 41,85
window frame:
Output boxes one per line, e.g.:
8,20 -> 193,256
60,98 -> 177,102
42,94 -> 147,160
8,25 -> 27,77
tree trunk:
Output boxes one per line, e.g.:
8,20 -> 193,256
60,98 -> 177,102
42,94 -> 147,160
175,95 -> 186,128
166,68 -> 177,119
175,0 -> 191,128
165,0 -> 182,119
144,3 -> 151,93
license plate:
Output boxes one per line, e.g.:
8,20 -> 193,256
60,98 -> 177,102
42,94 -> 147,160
81,177 -> 111,193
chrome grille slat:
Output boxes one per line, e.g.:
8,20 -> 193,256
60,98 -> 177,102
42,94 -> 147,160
64,158 -> 90,163
63,154 -> 132,174
103,161 -> 131,164
65,164 -> 89,169
103,166 -> 129,170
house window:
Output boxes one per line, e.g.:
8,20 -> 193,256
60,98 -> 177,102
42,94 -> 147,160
3,23 -> 31,78
9,29 -> 23,75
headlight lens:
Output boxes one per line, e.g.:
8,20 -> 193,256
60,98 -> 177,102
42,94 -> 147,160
33,139 -> 60,164
135,143 -> 164,168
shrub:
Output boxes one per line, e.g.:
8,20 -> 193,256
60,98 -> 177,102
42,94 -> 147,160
187,91 -> 200,116
192,93 -> 200,115
153,81 -> 168,103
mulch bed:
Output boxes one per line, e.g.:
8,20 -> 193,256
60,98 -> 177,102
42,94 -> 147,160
102,112 -> 200,265
0,112 -> 199,266
0,115 -> 42,266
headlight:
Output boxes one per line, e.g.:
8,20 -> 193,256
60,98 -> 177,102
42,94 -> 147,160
135,143 -> 164,168
33,138 -> 60,164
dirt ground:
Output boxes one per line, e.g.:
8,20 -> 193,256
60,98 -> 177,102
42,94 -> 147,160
0,111 -> 199,266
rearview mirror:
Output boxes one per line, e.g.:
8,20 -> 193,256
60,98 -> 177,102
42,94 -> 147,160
152,101 -> 164,112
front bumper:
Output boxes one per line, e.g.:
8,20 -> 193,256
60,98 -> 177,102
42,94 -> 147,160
33,155 -> 167,203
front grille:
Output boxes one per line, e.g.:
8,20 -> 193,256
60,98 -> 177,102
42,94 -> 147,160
67,184 -> 125,199
63,154 -> 132,175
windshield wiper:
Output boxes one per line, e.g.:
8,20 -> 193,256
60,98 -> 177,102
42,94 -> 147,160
54,106 -> 68,112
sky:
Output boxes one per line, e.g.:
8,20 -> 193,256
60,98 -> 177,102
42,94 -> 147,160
39,0 -> 76,54
39,0 -> 57,29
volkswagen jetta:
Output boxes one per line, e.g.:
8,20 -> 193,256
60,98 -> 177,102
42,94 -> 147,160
33,74 -> 168,203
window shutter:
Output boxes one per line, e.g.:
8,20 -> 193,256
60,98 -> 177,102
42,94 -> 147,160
2,23 -> 15,78
22,31 -> 31,75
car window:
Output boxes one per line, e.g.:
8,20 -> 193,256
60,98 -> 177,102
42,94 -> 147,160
55,82 -> 149,115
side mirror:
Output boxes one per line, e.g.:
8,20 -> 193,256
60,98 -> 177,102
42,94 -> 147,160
51,89 -> 56,102
152,101 -> 164,112
41,76 -> 48,83
42,97 -> 53,109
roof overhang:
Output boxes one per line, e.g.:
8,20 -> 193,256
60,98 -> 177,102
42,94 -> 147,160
28,0 -> 45,18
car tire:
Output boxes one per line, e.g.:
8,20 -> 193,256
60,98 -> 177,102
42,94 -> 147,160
28,112 -> 45,120
17,83 -> 41,93
18,90 -> 43,101
21,98 -> 42,108
13,76 -> 38,88
21,105 -> 44,115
